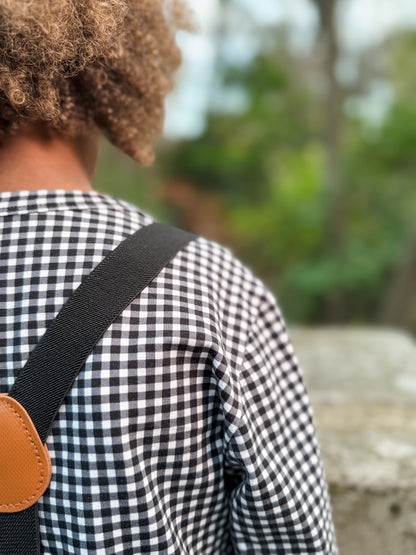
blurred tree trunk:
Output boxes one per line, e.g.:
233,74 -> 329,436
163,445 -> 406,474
313,0 -> 346,320
381,227 -> 416,329
210,0 -> 228,104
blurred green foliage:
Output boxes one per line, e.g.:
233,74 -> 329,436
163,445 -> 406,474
96,15 -> 416,331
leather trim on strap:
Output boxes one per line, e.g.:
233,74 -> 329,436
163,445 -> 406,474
0,394 -> 52,513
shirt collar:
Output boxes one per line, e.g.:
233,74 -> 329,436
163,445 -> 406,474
0,189 -> 135,216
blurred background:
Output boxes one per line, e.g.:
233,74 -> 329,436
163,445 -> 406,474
95,2 -> 416,552
96,0 -> 416,334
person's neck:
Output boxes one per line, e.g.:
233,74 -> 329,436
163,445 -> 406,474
0,127 -> 100,193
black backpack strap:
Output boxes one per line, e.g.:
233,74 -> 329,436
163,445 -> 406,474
0,222 -> 197,555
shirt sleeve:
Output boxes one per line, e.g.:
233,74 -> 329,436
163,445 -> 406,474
224,288 -> 338,554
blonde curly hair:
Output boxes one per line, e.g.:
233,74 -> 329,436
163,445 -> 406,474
0,0 -> 192,165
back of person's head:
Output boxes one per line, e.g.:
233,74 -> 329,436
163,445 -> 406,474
0,0 -> 191,165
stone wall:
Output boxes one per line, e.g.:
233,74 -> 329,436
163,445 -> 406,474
290,327 -> 416,555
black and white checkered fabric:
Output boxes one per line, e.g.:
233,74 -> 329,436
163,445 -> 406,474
0,190 -> 337,554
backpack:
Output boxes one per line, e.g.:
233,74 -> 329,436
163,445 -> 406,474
0,222 -> 196,555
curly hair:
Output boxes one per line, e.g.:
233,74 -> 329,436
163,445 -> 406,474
0,0 -> 193,165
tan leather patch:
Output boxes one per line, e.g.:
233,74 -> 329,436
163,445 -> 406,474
0,393 -> 52,513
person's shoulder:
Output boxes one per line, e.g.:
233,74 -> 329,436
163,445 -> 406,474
178,232 -> 279,338
189,234 -> 268,300
106,194 -> 278,328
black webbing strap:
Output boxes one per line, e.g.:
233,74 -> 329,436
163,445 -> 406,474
0,222 -> 196,555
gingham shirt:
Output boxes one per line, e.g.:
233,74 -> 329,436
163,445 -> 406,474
0,190 -> 337,554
